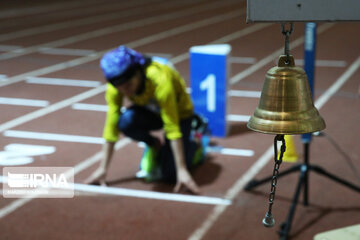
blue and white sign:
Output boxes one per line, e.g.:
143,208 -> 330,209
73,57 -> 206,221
190,44 -> 231,137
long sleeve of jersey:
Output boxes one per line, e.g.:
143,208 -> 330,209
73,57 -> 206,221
102,83 -> 123,142
150,66 -> 182,140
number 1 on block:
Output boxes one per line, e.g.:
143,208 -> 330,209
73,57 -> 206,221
200,74 -> 216,112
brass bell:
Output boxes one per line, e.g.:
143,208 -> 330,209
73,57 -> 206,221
247,55 -> 325,135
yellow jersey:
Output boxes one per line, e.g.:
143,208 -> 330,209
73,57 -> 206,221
103,61 -> 194,142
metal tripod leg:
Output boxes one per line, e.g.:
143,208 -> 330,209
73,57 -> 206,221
311,165 -> 360,192
278,165 -> 308,240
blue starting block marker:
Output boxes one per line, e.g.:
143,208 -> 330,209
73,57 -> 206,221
190,44 -> 231,137
302,23 -> 317,144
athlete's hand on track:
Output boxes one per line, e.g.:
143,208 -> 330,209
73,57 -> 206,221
174,169 -> 200,194
84,167 -> 107,186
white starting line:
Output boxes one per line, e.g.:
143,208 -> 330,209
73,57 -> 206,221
72,183 -> 231,205
0,176 -> 231,206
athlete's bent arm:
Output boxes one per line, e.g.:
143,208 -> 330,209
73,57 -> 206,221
84,141 -> 115,185
171,138 -> 200,194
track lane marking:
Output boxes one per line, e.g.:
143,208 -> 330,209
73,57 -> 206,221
26,77 -> 101,87
0,0 -> 103,19
4,130 -> 254,157
72,184 -> 231,205
295,59 -> 347,67
0,3 -> 245,88
38,48 -> 97,56
0,97 -> 49,107
0,0 -> 194,42
0,176 -> 231,205
72,103 -> 108,112
0,138 -> 131,218
3,130 -> 105,144
229,57 -> 256,64
0,45 -> 23,51
228,90 -> 261,98
315,56 -> 360,109
170,23 -> 272,65
227,114 -> 251,122
0,9 -> 248,132
0,85 -> 107,133
0,0 -> 241,61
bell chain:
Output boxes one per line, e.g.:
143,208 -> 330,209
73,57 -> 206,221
262,134 -> 286,228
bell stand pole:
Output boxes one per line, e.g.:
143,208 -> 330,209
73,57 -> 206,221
244,23 -> 360,240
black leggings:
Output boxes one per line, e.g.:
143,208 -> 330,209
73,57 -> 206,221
118,105 -> 197,182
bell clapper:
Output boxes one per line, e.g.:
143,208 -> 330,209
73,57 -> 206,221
262,134 -> 286,228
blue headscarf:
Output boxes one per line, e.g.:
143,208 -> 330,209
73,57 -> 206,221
100,46 -> 146,86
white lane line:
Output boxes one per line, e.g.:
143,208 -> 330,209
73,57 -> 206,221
138,142 -> 254,158
188,147 -> 274,240
0,6 -> 247,132
0,85 -> 107,133
26,77 -> 101,87
39,48 -> 97,56
72,103 -> 108,112
0,0 -> 184,42
295,59 -> 347,68
170,23 -> 272,65
229,57 -> 256,64
0,74 -> 7,80
187,51 -> 359,240
207,147 -> 254,157
0,0 -> 241,61
220,148 -> 253,157
72,183 -> 231,205
0,97 -> 49,107
229,23 -> 335,85
3,130 -> 105,144
0,138 -> 131,219
228,90 -> 261,98
145,52 -> 173,59
187,89 -> 261,97
227,114 -> 251,122
315,56 -> 360,109
0,4 -> 244,88
0,45 -> 23,51
0,197 -> 34,219
0,175 -> 230,206
0,0 -> 103,19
